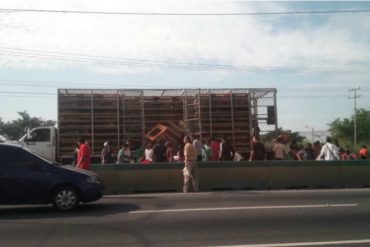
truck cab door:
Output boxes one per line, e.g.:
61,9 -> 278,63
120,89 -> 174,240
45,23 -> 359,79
20,128 -> 54,161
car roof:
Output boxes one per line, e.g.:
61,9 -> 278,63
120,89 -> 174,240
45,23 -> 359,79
0,142 -> 21,147
0,143 -> 23,149
0,143 -> 53,164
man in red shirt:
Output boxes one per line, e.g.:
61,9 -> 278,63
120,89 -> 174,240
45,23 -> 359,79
359,145 -> 368,160
210,137 -> 220,161
77,137 -> 91,170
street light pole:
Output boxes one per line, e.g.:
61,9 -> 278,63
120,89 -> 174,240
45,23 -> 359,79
349,87 -> 361,149
305,125 -> 315,144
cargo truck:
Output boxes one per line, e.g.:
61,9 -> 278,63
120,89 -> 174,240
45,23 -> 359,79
18,88 -> 278,163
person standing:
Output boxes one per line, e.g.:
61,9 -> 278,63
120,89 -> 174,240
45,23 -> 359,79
296,145 -> 308,161
101,141 -> 114,164
359,145 -> 369,160
249,135 -> 266,161
134,142 -> 145,163
176,143 -> 184,162
152,139 -> 167,162
219,136 -> 235,161
183,135 -> 199,193
264,139 -> 275,161
71,143 -> 79,165
140,142 -> 154,164
313,141 -> 322,160
202,138 -> 212,161
117,143 -> 133,164
165,141 -> 175,162
210,137 -> 220,161
191,134 -> 203,161
305,143 -> 315,160
77,137 -> 91,170
316,136 -> 340,161
272,136 -> 287,160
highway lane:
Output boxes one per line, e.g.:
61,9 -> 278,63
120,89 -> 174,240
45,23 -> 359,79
2,189 -> 370,247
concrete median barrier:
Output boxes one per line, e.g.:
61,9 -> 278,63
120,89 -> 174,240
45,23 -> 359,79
91,160 -> 370,194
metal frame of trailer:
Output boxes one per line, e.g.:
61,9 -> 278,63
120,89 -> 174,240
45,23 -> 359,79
58,88 -> 277,162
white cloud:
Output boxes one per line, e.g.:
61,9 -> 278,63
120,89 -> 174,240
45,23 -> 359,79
0,1 -> 369,74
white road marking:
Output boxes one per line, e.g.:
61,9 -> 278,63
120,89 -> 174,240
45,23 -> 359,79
104,188 -> 370,199
210,239 -> 370,247
129,203 -> 357,214
104,192 -> 215,198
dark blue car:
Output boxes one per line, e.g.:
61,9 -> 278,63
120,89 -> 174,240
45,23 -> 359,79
0,143 -> 104,210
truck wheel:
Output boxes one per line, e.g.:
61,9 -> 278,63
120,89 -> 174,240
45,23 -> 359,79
52,186 -> 80,211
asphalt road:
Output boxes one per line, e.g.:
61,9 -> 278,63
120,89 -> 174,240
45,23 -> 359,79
2,189 -> 370,247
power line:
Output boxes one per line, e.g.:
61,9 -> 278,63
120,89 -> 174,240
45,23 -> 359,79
1,78 -> 370,93
1,8 -> 370,16
279,94 -> 349,98
0,91 -> 55,95
0,94 -> 55,99
0,47 -> 329,72
0,47 -> 362,73
0,80 -> 164,89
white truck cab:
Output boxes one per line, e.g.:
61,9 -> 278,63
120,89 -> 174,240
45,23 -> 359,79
18,127 -> 57,162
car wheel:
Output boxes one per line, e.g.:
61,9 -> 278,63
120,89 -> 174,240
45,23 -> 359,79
52,186 -> 80,211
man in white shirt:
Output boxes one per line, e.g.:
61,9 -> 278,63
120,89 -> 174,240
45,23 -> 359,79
316,137 -> 340,161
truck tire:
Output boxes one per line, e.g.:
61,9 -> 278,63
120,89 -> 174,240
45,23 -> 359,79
52,186 -> 80,211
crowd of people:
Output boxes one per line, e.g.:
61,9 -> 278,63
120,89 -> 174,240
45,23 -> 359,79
72,135 -> 369,168
97,134 -> 240,165
249,135 -> 369,161
72,135 -> 368,193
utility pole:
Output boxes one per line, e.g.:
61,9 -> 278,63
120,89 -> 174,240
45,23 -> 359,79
348,87 -> 361,149
305,125 -> 315,144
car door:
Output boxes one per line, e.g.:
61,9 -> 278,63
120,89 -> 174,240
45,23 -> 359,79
0,146 -> 17,204
0,145 -> 51,204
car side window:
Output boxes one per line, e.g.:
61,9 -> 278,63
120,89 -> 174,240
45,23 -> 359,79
0,146 -> 38,167
29,129 -> 51,142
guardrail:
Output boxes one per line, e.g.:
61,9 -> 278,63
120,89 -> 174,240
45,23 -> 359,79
91,160 -> 370,194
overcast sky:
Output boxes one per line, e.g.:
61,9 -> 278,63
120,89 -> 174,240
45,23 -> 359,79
0,0 -> 369,132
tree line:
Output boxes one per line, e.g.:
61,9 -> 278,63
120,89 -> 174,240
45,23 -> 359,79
0,111 -> 56,140
329,109 -> 370,150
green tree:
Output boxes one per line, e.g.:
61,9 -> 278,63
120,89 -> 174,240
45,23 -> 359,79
261,127 -> 305,144
329,108 -> 370,150
0,111 -> 56,140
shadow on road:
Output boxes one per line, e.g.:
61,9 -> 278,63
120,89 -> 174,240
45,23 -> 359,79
0,202 -> 140,220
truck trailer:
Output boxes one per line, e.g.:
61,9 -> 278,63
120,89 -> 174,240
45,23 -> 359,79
19,88 -> 278,163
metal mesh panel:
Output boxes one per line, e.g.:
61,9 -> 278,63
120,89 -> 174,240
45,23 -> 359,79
58,90 -> 93,161
183,89 -> 201,135
250,89 -> 277,135
121,90 -> 144,145
58,88 -> 277,160
91,92 -> 120,155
